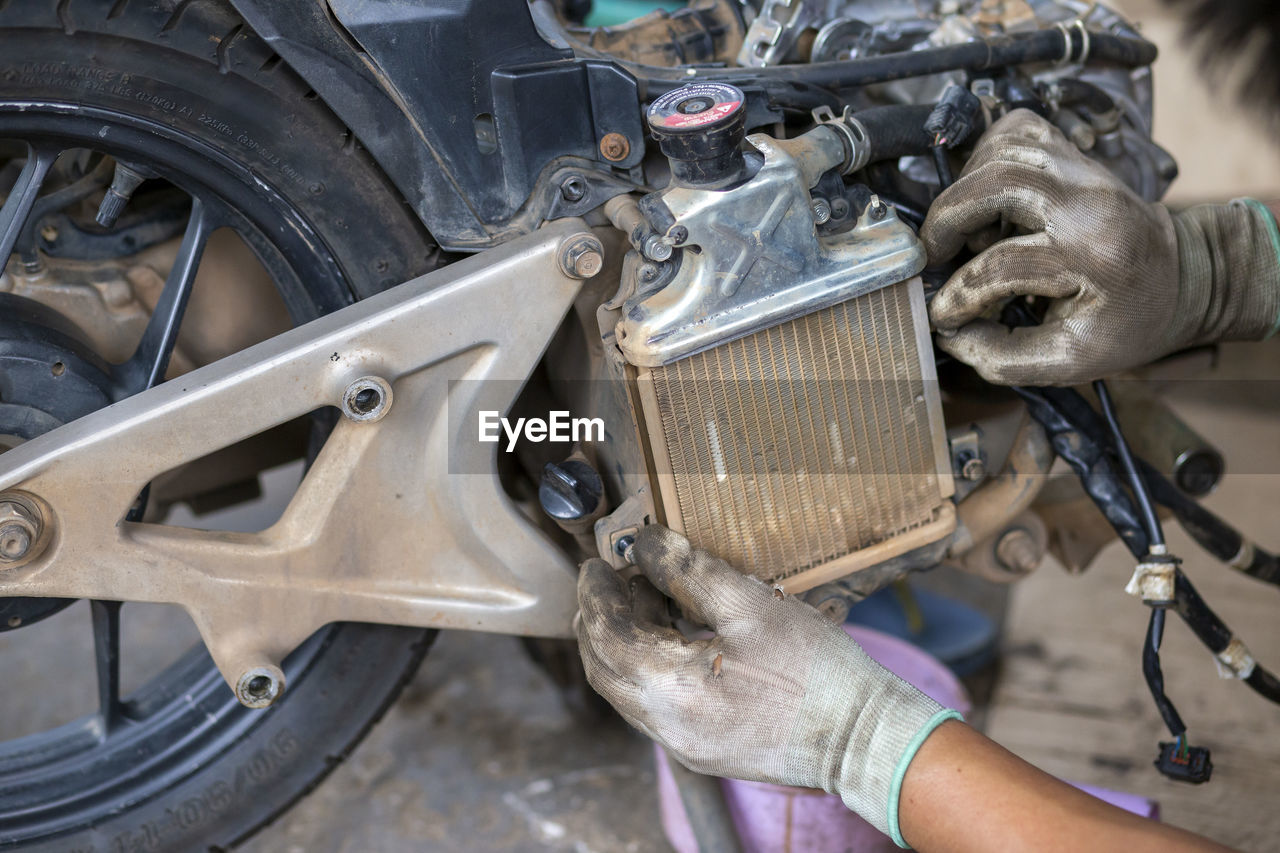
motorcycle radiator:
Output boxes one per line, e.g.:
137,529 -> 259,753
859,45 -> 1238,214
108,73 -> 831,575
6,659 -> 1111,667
608,101 -> 957,592
632,277 -> 954,591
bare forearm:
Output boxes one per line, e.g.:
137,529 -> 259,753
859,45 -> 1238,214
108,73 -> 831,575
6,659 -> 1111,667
899,721 -> 1233,853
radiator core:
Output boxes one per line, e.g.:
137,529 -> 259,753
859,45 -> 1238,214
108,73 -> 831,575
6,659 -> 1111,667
634,278 -> 954,592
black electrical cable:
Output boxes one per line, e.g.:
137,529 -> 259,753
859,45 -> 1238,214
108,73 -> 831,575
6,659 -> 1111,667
1143,607 -> 1187,737
1011,384 -> 1280,709
931,146 -> 954,188
1093,379 -> 1164,548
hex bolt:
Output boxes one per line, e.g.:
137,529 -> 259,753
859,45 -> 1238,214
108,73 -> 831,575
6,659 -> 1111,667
614,533 -> 636,562
995,528 -> 1042,576
961,456 -> 987,482
559,175 -> 588,203
340,376 -> 393,424
642,234 -> 673,262
868,194 -> 887,220
235,664 -> 286,709
0,498 -> 42,565
599,132 -> 631,162
811,197 -> 832,225
560,234 -> 605,280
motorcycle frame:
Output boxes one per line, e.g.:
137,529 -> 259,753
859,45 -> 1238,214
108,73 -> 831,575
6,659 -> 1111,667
0,220 -> 598,705
228,0 -> 648,252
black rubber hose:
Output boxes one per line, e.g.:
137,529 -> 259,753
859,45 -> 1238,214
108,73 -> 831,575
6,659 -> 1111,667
638,29 -> 1158,97
857,104 -> 942,163
1143,608 -> 1187,737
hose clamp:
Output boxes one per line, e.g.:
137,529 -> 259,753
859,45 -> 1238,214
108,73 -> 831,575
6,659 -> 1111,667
1055,19 -> 1092,66
810,105 -> 870,174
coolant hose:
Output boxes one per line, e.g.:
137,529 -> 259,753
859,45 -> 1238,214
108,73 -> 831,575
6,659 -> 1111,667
638,28 -> 1158,97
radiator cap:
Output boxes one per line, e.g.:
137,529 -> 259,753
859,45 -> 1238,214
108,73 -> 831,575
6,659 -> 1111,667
647,82 -> 747,187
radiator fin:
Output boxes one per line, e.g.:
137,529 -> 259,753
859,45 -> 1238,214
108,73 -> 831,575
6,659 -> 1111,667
645,281 -> 948,583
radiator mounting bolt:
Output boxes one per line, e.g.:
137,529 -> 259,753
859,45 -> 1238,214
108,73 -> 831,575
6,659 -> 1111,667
961,456 -> 986,481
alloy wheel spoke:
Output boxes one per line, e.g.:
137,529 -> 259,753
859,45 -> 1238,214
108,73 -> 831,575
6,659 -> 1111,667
0,145 -> 60,271
117,197 -> 214,394
90,600 -> 125,734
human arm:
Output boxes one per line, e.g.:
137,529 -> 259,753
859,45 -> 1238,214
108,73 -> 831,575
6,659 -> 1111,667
576,525 -> 1234,851
921,109 -> 1280,386
900,719 -> 1232,852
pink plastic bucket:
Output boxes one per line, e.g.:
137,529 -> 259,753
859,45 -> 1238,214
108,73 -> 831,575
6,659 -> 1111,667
655,624 -> 970,853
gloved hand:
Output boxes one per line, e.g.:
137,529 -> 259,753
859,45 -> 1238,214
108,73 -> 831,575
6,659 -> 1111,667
923,109 -> 1280,386
575,525 -> 960,846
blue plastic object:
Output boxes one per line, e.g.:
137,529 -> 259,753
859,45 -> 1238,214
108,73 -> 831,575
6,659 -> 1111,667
848,585 -> 999,676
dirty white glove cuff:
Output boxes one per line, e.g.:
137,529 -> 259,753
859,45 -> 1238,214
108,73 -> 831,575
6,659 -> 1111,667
829,663 -> 959,847
1173,198 -> 1280,346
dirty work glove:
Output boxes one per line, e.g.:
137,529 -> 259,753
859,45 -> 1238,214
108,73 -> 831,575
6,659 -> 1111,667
575,525 -> 960,846
922,108 -> 1280,386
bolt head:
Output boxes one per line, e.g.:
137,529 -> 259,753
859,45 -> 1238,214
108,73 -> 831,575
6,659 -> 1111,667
560,176 -> 588,203
995,529 -> 1042,575
961,457 -> 986,481
599,132 -> 631,162
561,235 -> 606,280
0,498 -> 42,565
0,524 -> 31,560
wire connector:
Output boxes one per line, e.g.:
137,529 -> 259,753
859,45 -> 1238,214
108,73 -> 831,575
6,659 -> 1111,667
1155,740 -> 1212,784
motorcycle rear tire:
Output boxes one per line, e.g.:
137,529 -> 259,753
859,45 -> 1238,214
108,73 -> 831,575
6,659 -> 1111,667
0,1 -> 439,849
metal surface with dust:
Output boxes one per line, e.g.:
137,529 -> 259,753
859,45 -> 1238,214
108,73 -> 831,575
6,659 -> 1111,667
0,220 -> 596,700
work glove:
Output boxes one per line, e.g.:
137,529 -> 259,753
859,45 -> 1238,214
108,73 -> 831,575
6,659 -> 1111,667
922,109 -> 1280,386
575,525 -> 960,846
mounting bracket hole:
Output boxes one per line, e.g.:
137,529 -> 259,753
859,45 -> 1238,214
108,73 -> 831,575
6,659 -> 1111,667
341,376 -> 393,423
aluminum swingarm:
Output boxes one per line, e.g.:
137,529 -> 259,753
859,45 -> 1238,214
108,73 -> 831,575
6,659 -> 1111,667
0,220 -> 603,707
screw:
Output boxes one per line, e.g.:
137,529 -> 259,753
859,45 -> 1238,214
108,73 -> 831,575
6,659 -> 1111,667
599,132 -> 631,162
811,197 -> 832,225
560,175 -> 588,203
642,234 -> 672,262
560,235 -> 605,279
638,262 -> 660,283
868,195 -> 887,220
830,197 -> 850,219
995,529 -> 1042,576
961,456 -> 986,482
0,499 -> 41,564
668,225 -> 689,246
